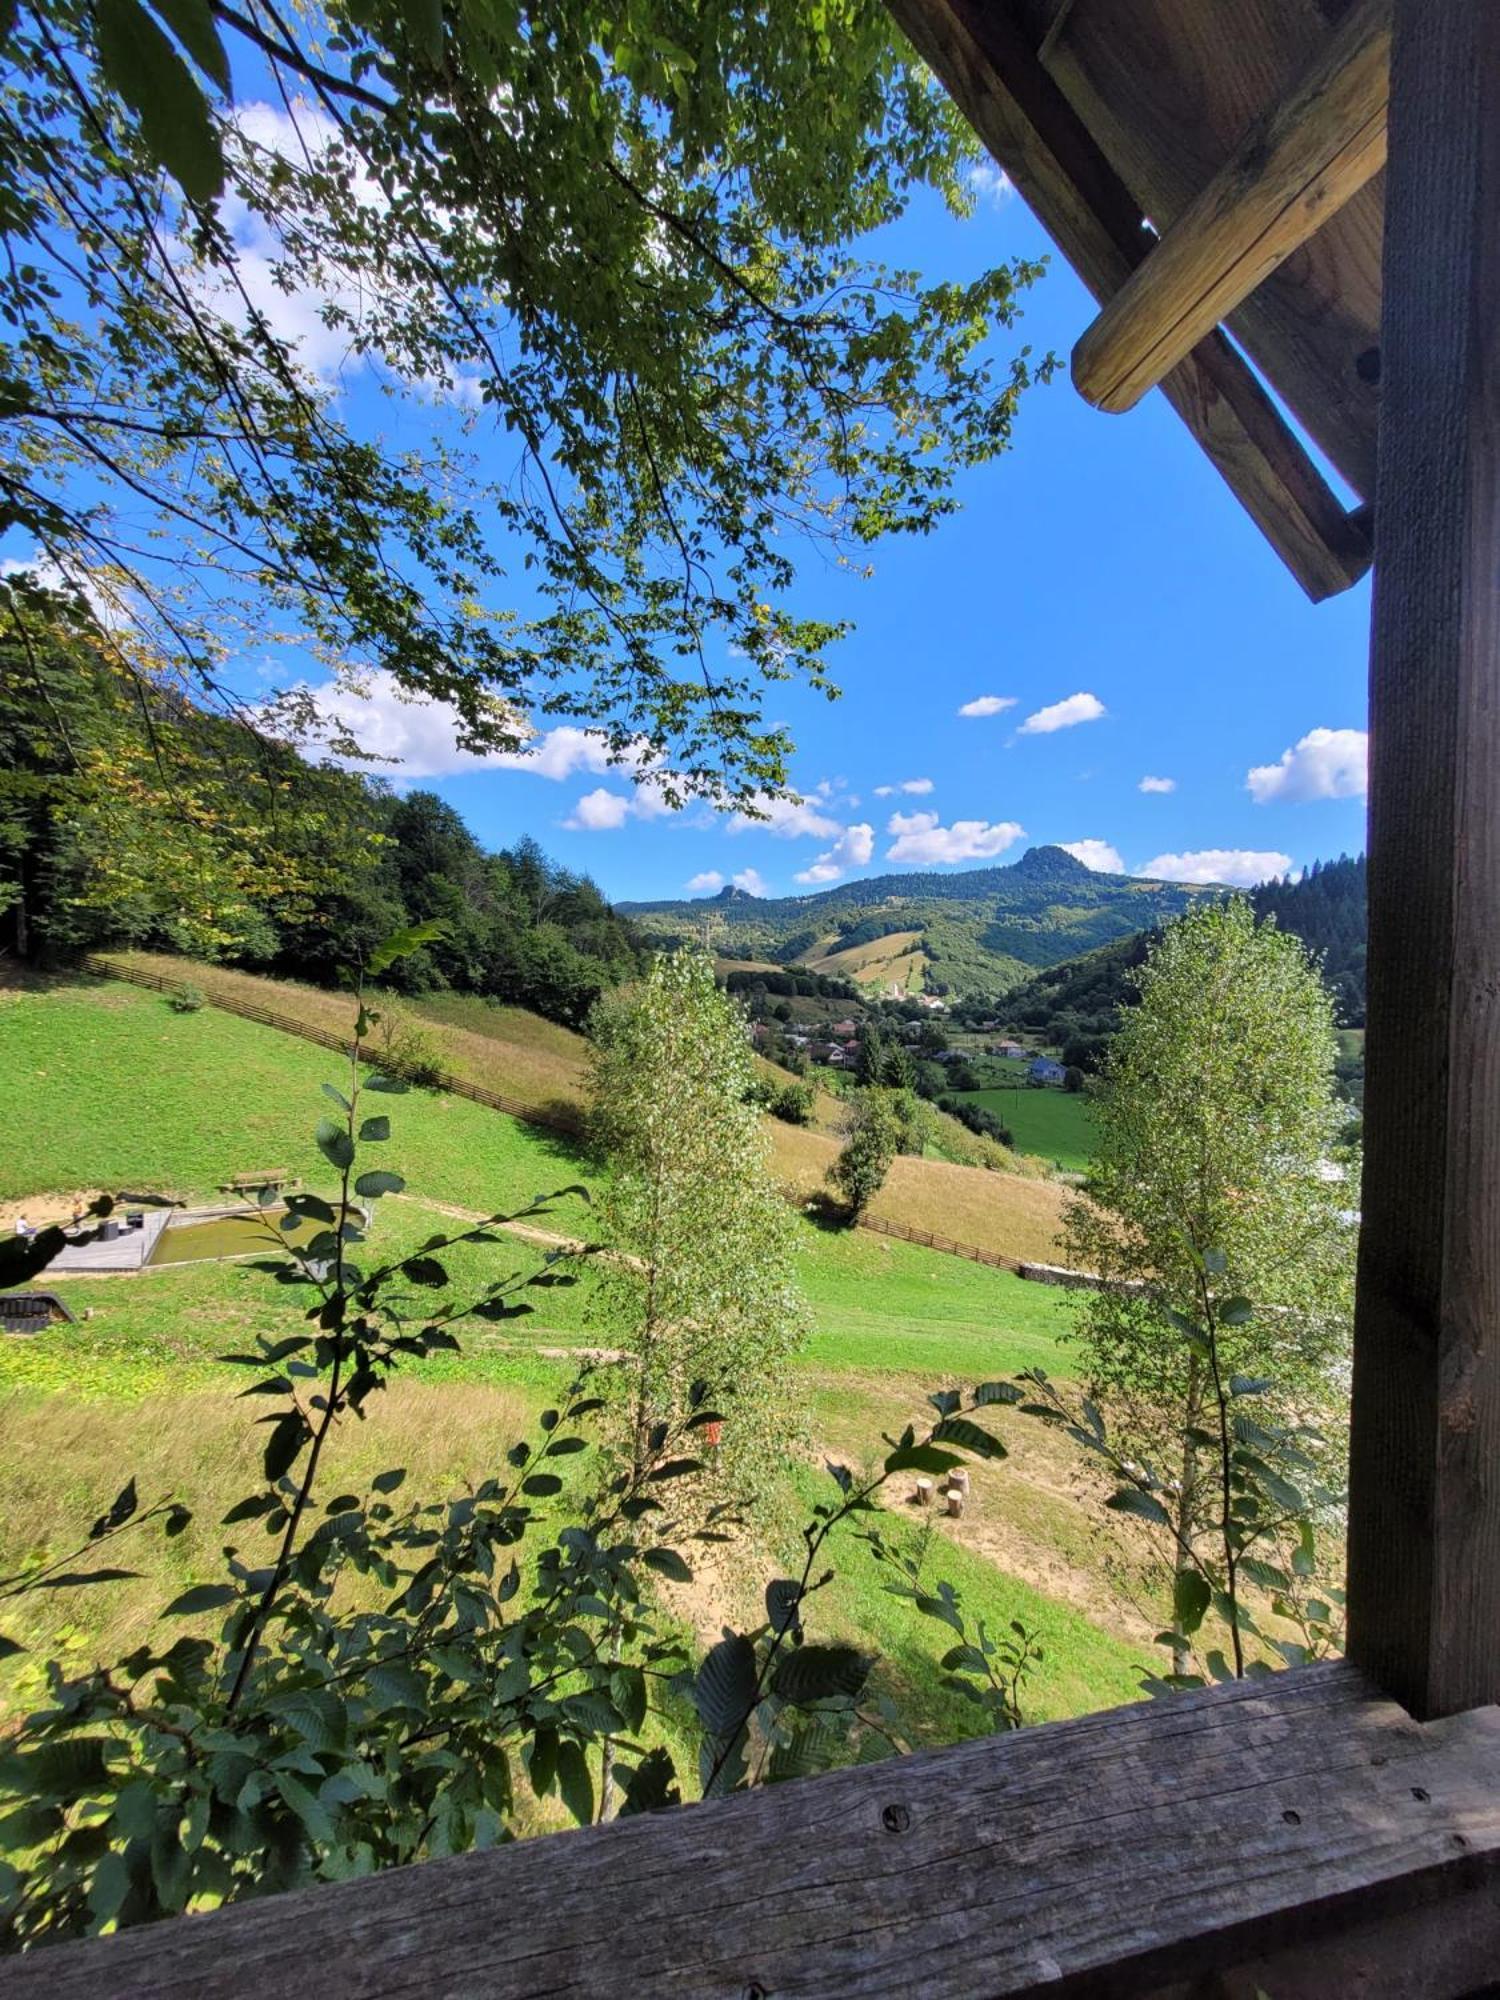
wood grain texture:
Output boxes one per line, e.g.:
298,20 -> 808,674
1034,0 -> 1384,494
1073,0 -> 1390,412
1346,0 -> 1500,1719
10,1666 -> 1500,1998
885,0 -> 1370,600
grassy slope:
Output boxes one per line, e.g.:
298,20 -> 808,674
1,975 -> 1155,1731
38,963 -> 1070,1260
953,1083 -> 1097,1176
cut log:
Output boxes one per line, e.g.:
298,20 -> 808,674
915,1477 -> 934,1506
947,1489 -> 966,1519
1072,0 -> 1390,412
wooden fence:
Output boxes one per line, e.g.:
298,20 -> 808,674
85,954 -> 1050,1275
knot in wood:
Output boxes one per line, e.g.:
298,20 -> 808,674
881,1802 -> 911,1834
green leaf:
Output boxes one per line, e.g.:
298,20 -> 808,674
930,1416 -> 1007,1461
148,0 -> 229,87
555,1739 -> 593,1828
358,1116 -> 391,1142
401,1256 -> 448,1287
1229,1373 -> 1273,1397
275,1771 -> 334,1845
771,1644 -> 871,1705
264,1411 -> 306,1482
883,1443 -> 962,1476
163,1582 -> 238,1615
1173,1568 -> 1211,1637
521,1473 -> 562,1497
643,1546 -> 692,1583
974,1380 -> 1024,1407
367,921 -> 446,975
95,0 -> 225,201
372,1467 -> 406,1494
314,1117 -> 355,1172
1106,1488 -> 1172,1529
693,1632 -> 757,1736
363,1074 -> 410,1095
354,1170 -> 405,1198
88,1848 -> 131,1926
397,0 -> 444,65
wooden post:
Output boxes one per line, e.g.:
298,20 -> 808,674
1345,0 -> 1500,1719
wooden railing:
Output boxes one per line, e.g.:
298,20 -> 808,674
9,1662 -> 1499,1997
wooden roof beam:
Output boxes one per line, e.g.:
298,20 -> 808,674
1073,0 -> 1391,414
885,0 -> 1371,601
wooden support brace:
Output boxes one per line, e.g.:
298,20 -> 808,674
1073,0 -> 1391,412
884,0 -> 1371,601
1346,0 -> 1500,1718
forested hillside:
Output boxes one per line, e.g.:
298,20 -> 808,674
0,622 -> 642,1027
625,845 -> 1213,997
1000,855 -> 1368,1069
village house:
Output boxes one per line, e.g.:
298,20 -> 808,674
1029,1056 -> 1066,1086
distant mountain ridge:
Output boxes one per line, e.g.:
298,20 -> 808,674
1000,853 -> 1368,1069
621,845 -> 1217,998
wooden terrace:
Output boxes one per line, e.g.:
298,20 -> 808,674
15,0 -> 1500,1990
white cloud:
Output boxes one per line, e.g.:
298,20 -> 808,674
563,788 -> 633,831
1018,691 -> 1107,735
1061,840 -> 1125,874
729,793 -> 843,840
957,695 -> 1017,719
0,551 -> 132,631
885,812 -> 1026,866
1140,849 -> 1292,888
795,823 -> 875,886
686,871 -> 723,894
874,777 -> 934,798
967,158 -> 1015,209
732,868 -> 769,897
1139,775 -> 1177,795
1246,727 -> 1367,804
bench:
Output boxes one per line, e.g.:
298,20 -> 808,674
221,1170 -> 300,1194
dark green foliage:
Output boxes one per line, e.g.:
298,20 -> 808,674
1001,855 -> 1369,1074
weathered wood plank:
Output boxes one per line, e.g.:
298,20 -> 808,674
885,0 -> 1370,600
1031,0 -> 1384,497
10,1666 -> 1500,1997
1073,0 -> 1390,413
1345,0 -> 1500,1719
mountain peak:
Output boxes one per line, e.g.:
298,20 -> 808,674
1008,843 -> 1099,882
713,882 -> 759,903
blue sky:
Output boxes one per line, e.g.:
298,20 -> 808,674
318,168 -> 1370,901
18,98 -> 1371,902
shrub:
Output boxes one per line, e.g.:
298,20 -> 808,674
166,983 -> 205,1014
770,1080 -> 815,1126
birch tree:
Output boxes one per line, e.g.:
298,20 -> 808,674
1063,899 -> 1356,1661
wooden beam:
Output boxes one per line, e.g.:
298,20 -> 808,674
885,0 -> 1370,601
1072,0 -> 1390,413
12,1667 -> 1500,1998
1346,0 -> 1500,1718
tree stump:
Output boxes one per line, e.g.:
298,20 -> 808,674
947,1488 -> 966,1519
950,1468 -> 971,1499
916,1477 -> 934,1507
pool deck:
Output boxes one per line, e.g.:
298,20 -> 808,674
40,1208 -> 174,1274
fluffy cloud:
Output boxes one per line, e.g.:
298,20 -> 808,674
728,792 -> 843,840
1061,840 -> 1125,875
873,777 -> 935,798
1140,849 -> 1292,888
957,695 -> 1017,719
563,788 -> 632,831
1139,775 -> 1177,795
1246,727 -> 1368,804
732,868 -> 769,897
795,823 -> 875,885
885,812 -> 1026,866
289,669 -> 609,780
1018,691 -> 1107,735
686,871 -> 723,894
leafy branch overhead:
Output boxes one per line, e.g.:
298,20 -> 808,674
3,0 -> 1051,799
